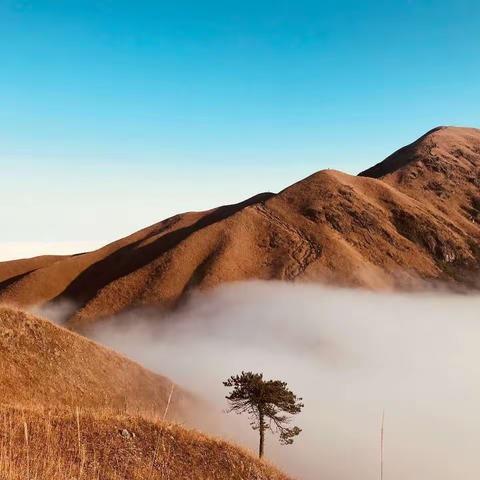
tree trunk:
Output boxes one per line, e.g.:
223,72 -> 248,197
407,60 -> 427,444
258,410 -> 265,458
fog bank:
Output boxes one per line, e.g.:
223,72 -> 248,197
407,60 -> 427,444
90,282 -> 480,480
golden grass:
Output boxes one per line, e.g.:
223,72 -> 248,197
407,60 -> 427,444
0,306 -> 290,478
0,405 -> 291,480
0,306 -> 197,422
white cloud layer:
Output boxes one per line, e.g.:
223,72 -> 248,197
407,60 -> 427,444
89,281 -> 480,480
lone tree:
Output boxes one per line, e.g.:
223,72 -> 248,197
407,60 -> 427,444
223,371 -> 303,458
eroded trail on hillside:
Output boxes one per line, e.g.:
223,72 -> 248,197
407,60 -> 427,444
253,204 -> 322,279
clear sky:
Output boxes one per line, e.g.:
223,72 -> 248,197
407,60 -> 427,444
1,0 -> 479,258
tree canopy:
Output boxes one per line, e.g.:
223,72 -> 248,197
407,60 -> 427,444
223,371 -> 303,458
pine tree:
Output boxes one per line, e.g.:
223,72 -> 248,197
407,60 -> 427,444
223,371 -> 303,458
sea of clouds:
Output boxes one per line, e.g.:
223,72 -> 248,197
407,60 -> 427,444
84,281 -> 480,480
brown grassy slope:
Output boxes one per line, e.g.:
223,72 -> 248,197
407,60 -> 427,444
0,255 -> 63,285
360,126 -> 480,231
1,126 -> 480,326
0,194 -> 272,320
0,406 -> 290,480
0,307 -> 190,419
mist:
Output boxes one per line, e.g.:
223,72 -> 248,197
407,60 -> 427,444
88,281 -> 480,480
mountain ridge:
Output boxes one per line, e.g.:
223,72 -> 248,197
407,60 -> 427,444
1,126 -> 480,326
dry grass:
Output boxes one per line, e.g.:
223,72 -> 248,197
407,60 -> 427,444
0,304 -> 291,478
0,405 -> 291,480
0,306 -> 195,421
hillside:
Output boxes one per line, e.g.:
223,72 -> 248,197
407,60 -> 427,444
1,126 -> 480,326
360,126 -> 480,222
0,306 -> 190,417
0,406 -> 290,480
0,306 -> 292,479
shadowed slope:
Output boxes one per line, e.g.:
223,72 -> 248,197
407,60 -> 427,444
0,255 -> 63,284
51,192 -> 273,309
1,127 -> 480,325
0,194 -> 272,318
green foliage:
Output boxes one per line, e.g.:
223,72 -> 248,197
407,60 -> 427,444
223,371 -> 303,456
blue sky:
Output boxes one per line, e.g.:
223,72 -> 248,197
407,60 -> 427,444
1,0 -> 479,254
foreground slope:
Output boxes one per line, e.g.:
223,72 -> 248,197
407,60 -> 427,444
1,126 -> 480,325
0,307 -> 189,417
0,406 -> 290,480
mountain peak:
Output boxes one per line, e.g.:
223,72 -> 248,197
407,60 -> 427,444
359,126 -> 480,179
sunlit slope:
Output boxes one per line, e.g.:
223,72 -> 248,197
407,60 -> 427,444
0,406 -> 291,480
0,306 -> 190,417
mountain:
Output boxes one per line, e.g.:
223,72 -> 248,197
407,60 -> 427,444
1,126 -> 480,326
0,306 -> 191,417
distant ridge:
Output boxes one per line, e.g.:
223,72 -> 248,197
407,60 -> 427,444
1,126 -> 480,327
